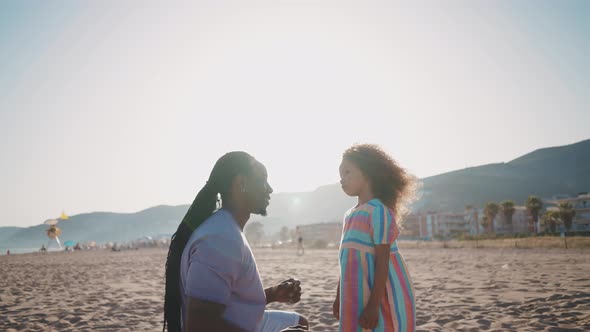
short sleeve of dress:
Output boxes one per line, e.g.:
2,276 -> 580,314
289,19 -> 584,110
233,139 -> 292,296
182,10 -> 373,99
370,202 -> 400,244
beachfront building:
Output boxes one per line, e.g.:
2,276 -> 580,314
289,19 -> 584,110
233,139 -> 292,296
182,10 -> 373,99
429,212 -> 470,239
402,207 -> 538,239
297,222 -> 342,246
399,213 -> 426,239
548,193 -> 590,232
464,208 -> 485,236
402,212 -> 474,240
402,193 -> 590,238
493,206 -> 532,235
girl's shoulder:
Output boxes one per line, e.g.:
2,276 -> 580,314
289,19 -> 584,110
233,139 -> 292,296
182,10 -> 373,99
366,199 -> 396,217
349,198 -> 386,215
366,198 -> 386,210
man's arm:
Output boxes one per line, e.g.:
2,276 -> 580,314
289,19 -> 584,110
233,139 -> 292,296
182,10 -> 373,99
185,297 -> 248,332
183,234 -> 246,332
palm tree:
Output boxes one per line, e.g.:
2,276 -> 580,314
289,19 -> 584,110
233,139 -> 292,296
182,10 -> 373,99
526,196 -> 544,234
558,202 -> 576,234
541,210 -> 560,233
464,204 -> 476,233
501,200 -> 516,233
481,216 -> 490,231
465,205 -> 479,247
484,202 -> 500,233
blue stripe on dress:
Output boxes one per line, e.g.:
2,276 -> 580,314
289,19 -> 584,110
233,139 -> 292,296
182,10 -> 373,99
391,260 -> 408,331
344,230 -> 373,243
372,203 -> 385,243
388,262 -> 404,331
365,252 -> 374,287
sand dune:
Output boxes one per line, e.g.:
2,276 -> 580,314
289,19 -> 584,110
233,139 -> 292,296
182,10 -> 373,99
1,248 -> 588,331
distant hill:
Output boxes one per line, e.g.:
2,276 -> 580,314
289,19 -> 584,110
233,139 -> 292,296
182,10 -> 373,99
416,139 -> 590,212
0,206 -> 187,250
1,139 -> 588,250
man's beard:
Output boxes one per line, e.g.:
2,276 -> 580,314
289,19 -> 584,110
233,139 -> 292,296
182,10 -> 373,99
255,207 -> 268,216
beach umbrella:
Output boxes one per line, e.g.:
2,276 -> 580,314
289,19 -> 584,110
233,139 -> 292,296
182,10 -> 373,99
44,219 -> 58,226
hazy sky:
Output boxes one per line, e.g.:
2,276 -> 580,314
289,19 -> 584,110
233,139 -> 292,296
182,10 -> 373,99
1,1 -> 588,227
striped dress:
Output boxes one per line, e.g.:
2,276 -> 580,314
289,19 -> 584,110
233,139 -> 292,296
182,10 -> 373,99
339,198 -> 415,332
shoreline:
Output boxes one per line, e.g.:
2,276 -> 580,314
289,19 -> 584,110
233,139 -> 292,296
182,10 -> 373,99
3,236 -> 590,256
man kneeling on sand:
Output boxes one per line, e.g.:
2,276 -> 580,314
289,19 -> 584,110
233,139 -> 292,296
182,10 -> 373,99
163,152 -> 308,332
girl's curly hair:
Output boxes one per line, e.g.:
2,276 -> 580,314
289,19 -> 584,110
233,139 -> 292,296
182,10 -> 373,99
343,144 -> 416,219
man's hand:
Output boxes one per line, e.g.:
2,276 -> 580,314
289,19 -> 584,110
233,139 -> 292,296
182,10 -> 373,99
269,278 -> 302,304
359,304 -> 379,329
280,325 -> 307,332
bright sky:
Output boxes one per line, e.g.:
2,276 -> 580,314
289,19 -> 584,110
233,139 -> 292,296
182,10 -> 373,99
1,1 -> 588,227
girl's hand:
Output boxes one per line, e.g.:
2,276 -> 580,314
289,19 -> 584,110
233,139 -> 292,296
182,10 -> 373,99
332,296 -> 340,319
359,304 -> 379,329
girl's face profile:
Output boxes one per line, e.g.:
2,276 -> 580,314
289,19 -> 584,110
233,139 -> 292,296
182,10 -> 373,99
339,158 -> 368,197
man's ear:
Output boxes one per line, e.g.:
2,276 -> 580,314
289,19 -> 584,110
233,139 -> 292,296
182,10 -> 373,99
232,175 -> 249,193
233,174 -> 247,193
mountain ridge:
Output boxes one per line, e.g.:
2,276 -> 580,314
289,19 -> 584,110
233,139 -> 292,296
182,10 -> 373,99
2,139 -> 588,249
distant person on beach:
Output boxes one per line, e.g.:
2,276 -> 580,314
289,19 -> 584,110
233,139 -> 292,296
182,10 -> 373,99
6,249 -> 9,255
40,244 -> 47,253
163,152 -> 308,332
334,144 -> 416,331
295,227 -> 304,256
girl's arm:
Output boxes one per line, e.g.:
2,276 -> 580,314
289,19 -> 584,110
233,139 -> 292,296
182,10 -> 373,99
333,279 -> 340,319
368,244 -> 390,308
359,244 -> 390,329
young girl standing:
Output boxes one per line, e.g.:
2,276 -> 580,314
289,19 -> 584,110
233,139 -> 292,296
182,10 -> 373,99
334,144 -> 416,332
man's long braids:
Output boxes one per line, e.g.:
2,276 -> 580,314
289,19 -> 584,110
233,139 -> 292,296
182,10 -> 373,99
163,151 -> 255,332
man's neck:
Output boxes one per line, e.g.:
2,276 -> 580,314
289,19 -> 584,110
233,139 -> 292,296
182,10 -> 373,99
222,204 -> 250,230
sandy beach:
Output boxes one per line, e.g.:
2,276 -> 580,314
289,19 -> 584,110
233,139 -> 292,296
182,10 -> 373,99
1,247 -> 588,331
